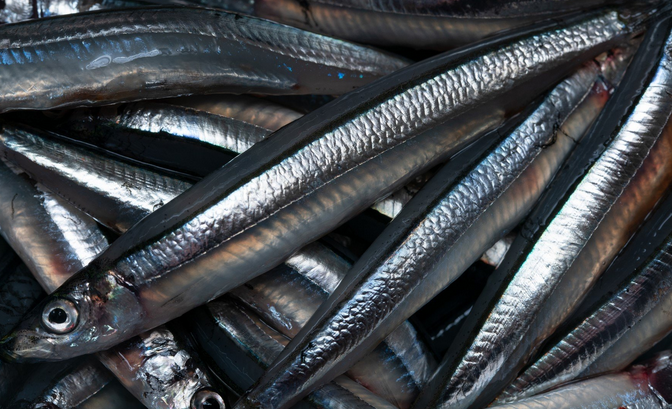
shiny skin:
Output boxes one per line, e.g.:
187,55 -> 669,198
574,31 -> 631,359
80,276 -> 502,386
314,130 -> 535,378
494,353 -> 672,409
254,0 -> 625,49
0,11 -> 630,362
0,6 -> 409,112
426,29 -> 672,409
238,53 -> 619,409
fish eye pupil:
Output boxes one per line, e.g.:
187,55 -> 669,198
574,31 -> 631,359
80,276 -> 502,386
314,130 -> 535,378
202,398 -> 219,409
48,308 -> 68,324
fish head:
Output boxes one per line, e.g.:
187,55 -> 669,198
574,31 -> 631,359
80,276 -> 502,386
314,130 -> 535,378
0,269 -> 143,362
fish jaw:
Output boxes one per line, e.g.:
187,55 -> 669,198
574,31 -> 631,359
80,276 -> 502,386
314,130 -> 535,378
0,271 -> 143,362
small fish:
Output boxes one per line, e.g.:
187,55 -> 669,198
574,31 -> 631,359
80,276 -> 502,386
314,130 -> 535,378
99,326 -> 225,409
75,379 -> 146,409
1,9 -> 634,362
0,6 -> 409,112
492,352 -> 672,409
238,46 -> 627,409
416,24 -> 672,409
0,0 -> 143,25
254,0 -> 631,50
498,231 -> 672,402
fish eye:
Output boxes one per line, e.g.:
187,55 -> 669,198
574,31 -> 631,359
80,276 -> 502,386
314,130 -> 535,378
41,298 -> 78,334
191,389 -> 225,409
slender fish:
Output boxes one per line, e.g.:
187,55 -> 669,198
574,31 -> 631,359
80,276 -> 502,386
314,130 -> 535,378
254,0 -> 629,50
416,24 -> 672,409
498,231 -> 672,402
0,0 -> 143,24
238,49 -> 625,408
493,352 -> 672,409
1,10 -> 635,362
0,6 -> 409,112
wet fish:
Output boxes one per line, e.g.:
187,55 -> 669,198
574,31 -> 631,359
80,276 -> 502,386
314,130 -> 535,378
0,159 -> 110,290
238,46 -> 626,408
1,9 -> 634,362
493,352 -> 672,409
0,6 -> 409,112
75,379 -> 146,409
229,242 -> 436,409
498,231 -> 672,402
23,358 -> 113,409
0,124 -> 193,233
99,326 -> 225,409
254,0 -> 630,50
415,24 -> 672,409
189,297 -> 401,409
0,0 -> 143,25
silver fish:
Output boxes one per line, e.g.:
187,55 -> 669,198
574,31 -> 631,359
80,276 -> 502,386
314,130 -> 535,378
238,49 -> 624,409
230,242 -> 435,409
254,0 -> 629,50
419,26 -> 672,409
0,159 -> 109,291
498,231 -> 672,402
27,358 -> 113,409
0,143 -> 225,408
0,10 -> 633,362
75,379 -> 147,409
0,125 -> 193,233
0,6 -> 409,112
169,95 -> 303,132
0,0 -> 142,25
99,326 -> 225,409
492,352 -> 672,409
203,298 -> 400,409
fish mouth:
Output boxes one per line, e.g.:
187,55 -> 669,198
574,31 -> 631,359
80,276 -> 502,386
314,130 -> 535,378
0,334 -> 20,362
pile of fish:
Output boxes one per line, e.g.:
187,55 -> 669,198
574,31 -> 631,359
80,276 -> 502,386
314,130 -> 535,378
2,0 -> 672,408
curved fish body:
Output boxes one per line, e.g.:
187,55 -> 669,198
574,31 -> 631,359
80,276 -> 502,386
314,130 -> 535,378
493,352 -> 672,409
169,95 -> 303,132
254,0 -> 629,50
230,242 -> 435,409
0,159 -> 109,291
0,6 -> 409,112
39,102 -> 272,178
0,141 -> 224,409
98,326 -> 224,409
75,379 -> 146,409
191,298 -> 399,409
579,284 -> 672,378
0,124 -> 193,233
0,0 -> 143,25
0,10 -> 635,362
419,27 -> 672,409
237,50 -> 626,409
21,358 -> 113,409
499,233 -> 672,402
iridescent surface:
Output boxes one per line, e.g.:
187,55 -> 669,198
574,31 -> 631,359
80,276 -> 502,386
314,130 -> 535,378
254,0 -> 624,49
0,6 -> 409,111
239,53 -> 618,409
493,353 -> 672,409
426,29 -> 672,409
499,233 -> 672,402
0,10 -> 631,365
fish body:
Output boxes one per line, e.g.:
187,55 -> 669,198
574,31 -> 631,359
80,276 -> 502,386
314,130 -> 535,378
254,0 -> 629,50
493,352 -> 672,409
499,232 -> 672,402
1,10 -> 633,362
419,24 -> 672,409
0,0 -> 143,25
75,380 -> 147,409
0,6 -> 409,112
236,44 -> 627,408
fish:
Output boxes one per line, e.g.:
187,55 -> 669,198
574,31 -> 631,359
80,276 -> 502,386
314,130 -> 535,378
0,0 -> 143,25
415,21 -> 672,409
0,147 -> 225,408
237,43 -> 629,409
99,326 -> 225,409
492,352 -> 672,409
228,241 -> 436,409
253,0 -> 632,50
0,6 -> 409,112
75,379 -> 147,409
497,230 -> 672,402
188,297 -> 404,409
0,9 -> 635,362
